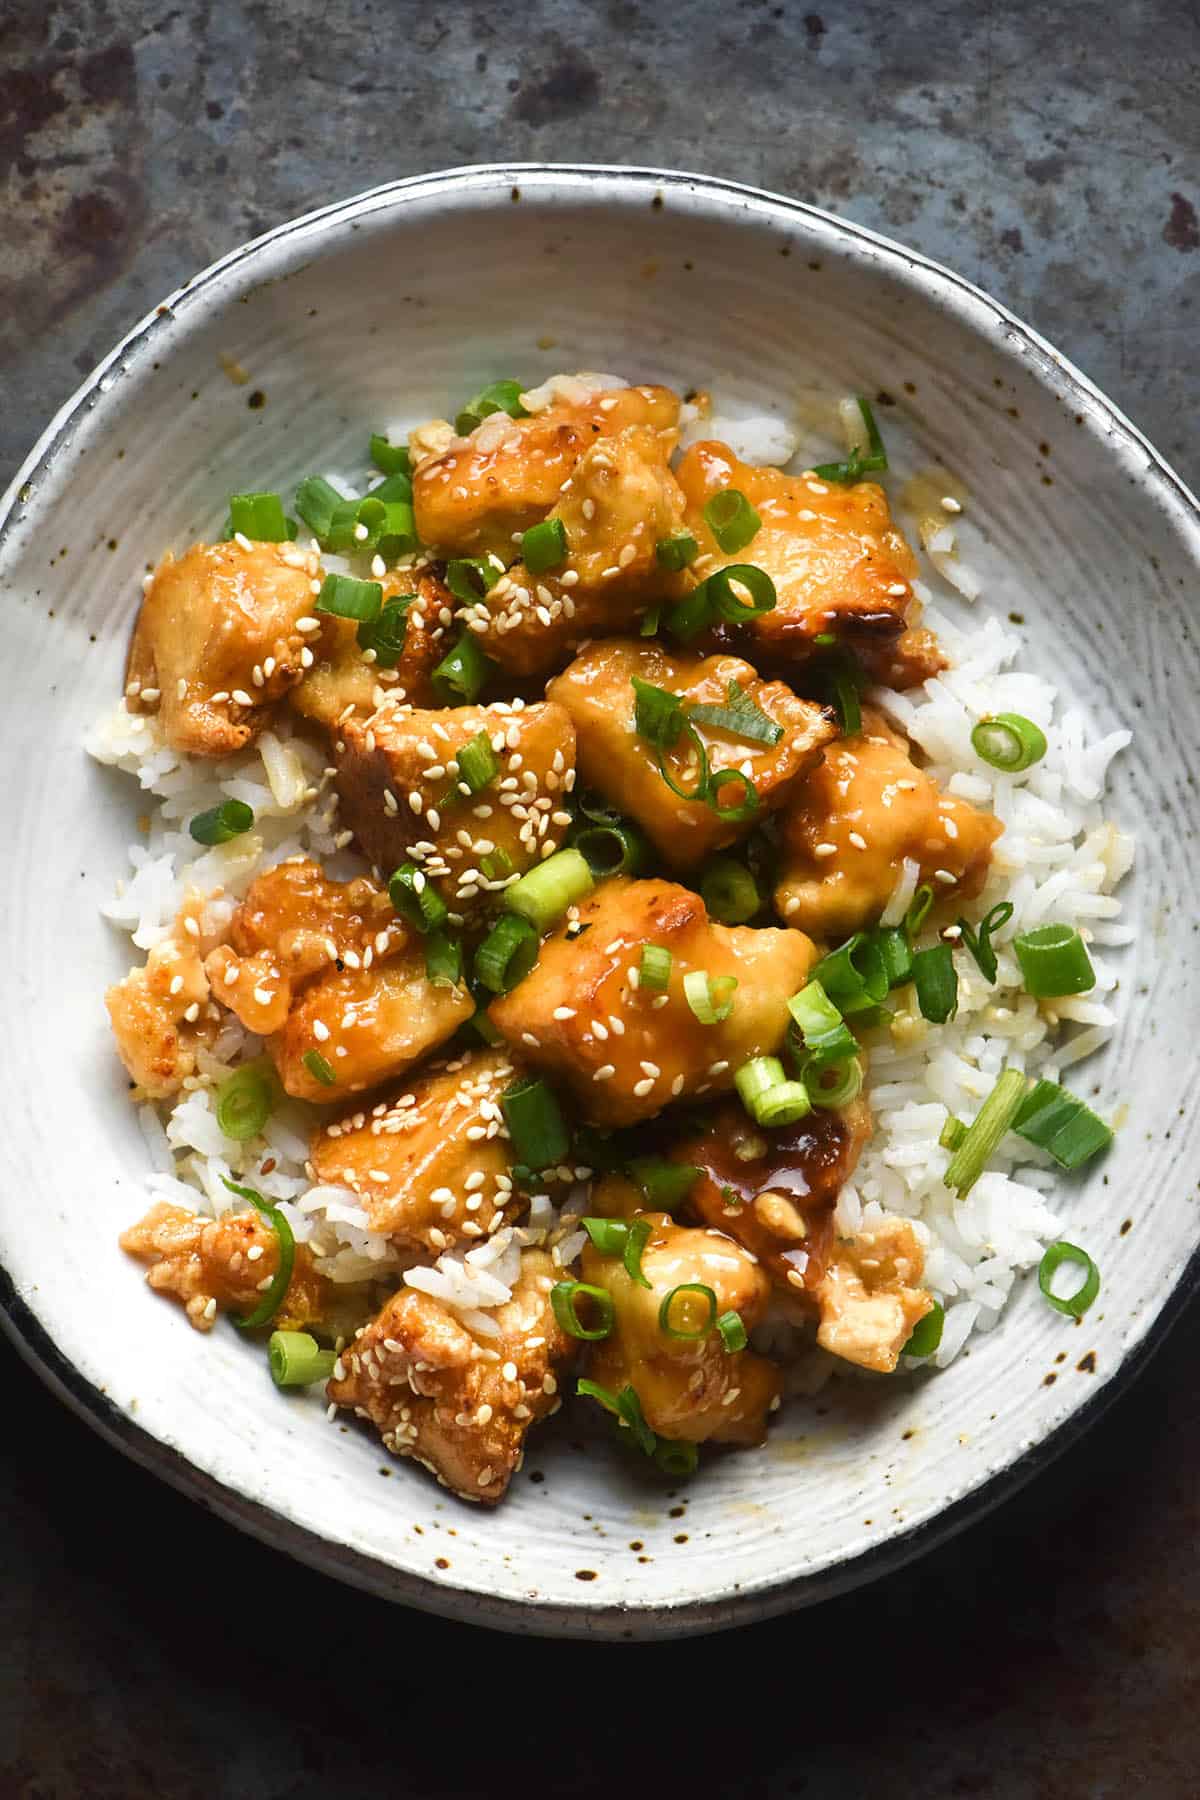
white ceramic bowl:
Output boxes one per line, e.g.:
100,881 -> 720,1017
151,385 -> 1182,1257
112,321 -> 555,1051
2,165 -> 1198,1640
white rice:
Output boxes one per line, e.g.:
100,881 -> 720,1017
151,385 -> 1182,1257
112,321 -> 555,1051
90,386 -> 1132,1371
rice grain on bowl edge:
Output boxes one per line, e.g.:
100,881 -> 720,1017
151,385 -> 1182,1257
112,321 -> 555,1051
86,381 -> 1132,1429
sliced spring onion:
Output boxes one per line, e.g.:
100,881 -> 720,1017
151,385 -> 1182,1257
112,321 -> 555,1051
873,925 -> 914,989
480,848 -> 515,882
656,719 -> 710,802
573,820 -> 648,876
1014,1078 -> 1113,1170
658,1282 -> 718,1341
501,1076 -> 570,1171
688,679 -> 784,747
912,943 -> 959,1023
901,1301 -> 945,1359
215,1060 -> 276,1141
582,1216 -> 630,1256
520,516 -> 568,574
615,1383 -> 658,1457
939,1114 -> 966,1151
787,980 -> 858,1068
830,659 -> 862,736
294,476 -> 346,539
474,913 -> 539,993
444,556 -> 502,604
431,633 -> 495,705
1013,923 -> 1096,998
302,1048 -> 336,1087
367,470 -> 415,505
369,434 -> 412,476
424,929 -> 463,989
653,1439 -> 699,1477
943,1068 -> 1027,1197
577,1376 -> 621,1415
467,992 -> 502,1045
812,933 -> 889,1015
228,491 -> 291,542
957,901 -> 1014,985
455,378 -> 527,435
970,712 -> 1047,773
707,767 -> 760,823
812,396 -> 889,483
315,573 -> 382,622
683,969 -> 737,1024
702,562 -> 777,624
623,1218 -> 653,1289
640,604 -> 661,637
189,799 -> 254,845
700,857 -> 761,925
716,1310 -> 748,1353
703,488 -> 761,553
626,1158 -> 699,1211
550,1280 -> 614,1341
805,1055 -> 863,1109
456,729 -> 501,795
357,595 -> 412,667
632,676 -> 685,748
268,1330 -> 336,1388
905,883 -> 935,937
388,862 -> 449,934
735,1056 -> 813,1127
220,1176 -> 294,1330
639,944 -> 673,991
655,531 -> 699,571
505,847 -> 594,931
1038,1241 -> 1101,1318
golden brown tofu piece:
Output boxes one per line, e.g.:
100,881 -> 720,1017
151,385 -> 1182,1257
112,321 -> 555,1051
458,425 -> 690,678
269,949 -> 474,1103
288,567 -> 448,732
582,1181 -> 780,1445
678,1096 -> 873,1293
412,384 -> 680,561
326,1248 -> 573,1503
676,440 -> 918,663
334,699 -> 575,907
548,639 -> 836,870
775,705 -> 1002,937
856,624 -> 946,692
120,1200 -> 330,1333
106,926 -> 215,1100
489,877 -> 818,1127
125,539 -> 320,755
310,1048 -> 522,1254
816,1216 -> 934,1374
205,859 -> 408,1036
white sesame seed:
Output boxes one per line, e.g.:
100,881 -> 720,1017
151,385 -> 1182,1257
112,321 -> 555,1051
553,1006 -> 577,1020
312,1019 -> 330,1042
934,868 -> 958,885
813,842 -> 838,857
848,831 -> 867,850
593,1064 -> 616,1082
941,495 -> 963,514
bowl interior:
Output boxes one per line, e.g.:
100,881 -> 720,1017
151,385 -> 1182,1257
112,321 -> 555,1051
2,167 -> 1198,1637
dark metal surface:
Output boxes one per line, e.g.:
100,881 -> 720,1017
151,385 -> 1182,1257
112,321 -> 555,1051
2,0 -> 1198,1790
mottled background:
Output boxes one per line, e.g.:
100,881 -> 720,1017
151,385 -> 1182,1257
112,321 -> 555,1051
2,1 -> 1199,1793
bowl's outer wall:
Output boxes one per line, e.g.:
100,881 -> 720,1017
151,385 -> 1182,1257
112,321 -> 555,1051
1,167 -> 1198,1638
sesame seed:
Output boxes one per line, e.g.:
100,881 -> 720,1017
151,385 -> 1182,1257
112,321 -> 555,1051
593,1064 -> 616,1081
502,1360 -> 518,1382
312,1019 -> 330,1041
814,842 -> 838,857
231,689 -> 253,707
169,975 -> 184,997
934,868 -> 958,885
887,582 -> 908,597
671,1074 -> 685,1096
633,1078 -> 654,1097
940,495 -> 963,514
848,831 -> 867,850
553,1006 -> 577,1020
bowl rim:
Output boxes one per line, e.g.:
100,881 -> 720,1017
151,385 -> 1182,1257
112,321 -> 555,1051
3,160 -> 1198,1641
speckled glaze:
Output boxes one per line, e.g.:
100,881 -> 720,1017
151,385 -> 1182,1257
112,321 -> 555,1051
1,166 -> 1197,1641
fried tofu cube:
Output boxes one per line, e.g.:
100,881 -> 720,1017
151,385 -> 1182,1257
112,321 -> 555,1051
489,877 -> 818,1126
775,705 -> 1002,937
326,1248 -> 574,1503
310,1047 -> 523,1253
120,1200 -> 331,1334
269,949 -> 473,1102
676,440 -> 919,663
412,383 -> 680,561
460,425 -> 690,678
288,567 -> 449,732
126,539 -> 321,755
548,639 -> 836,870
677,1096 -> 873,1293
816,1216 -> 934,1373
333,699 -> 576,907
205,860 -> 406,1037
581,1180 -> 780,1445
